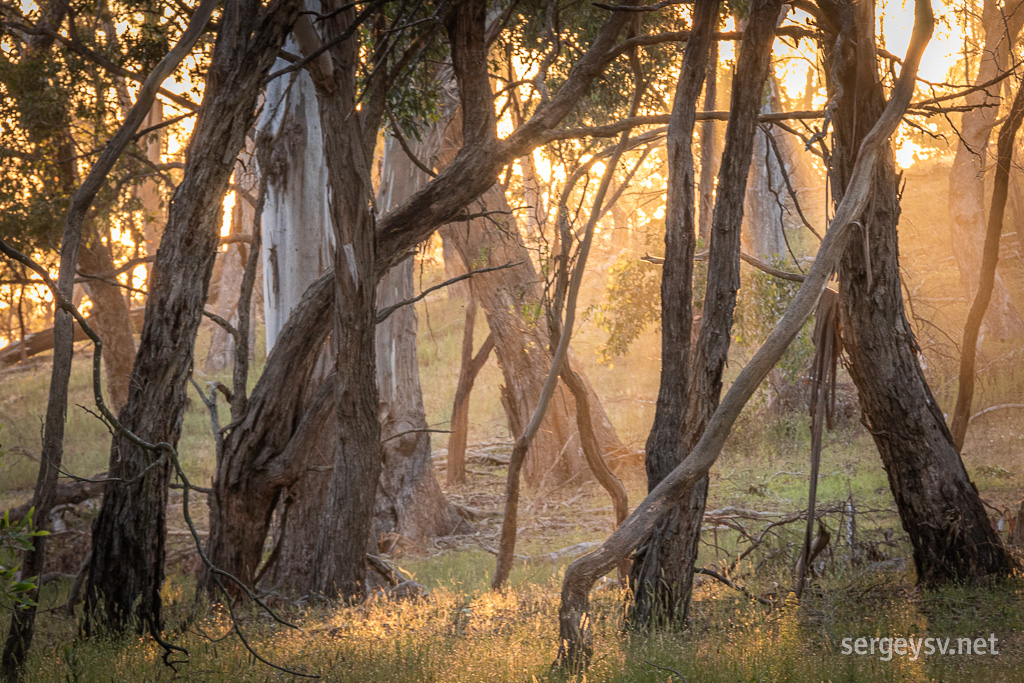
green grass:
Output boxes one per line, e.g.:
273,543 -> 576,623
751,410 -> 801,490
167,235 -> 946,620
3,160 -> 1024,680
15,565 -> 1024,681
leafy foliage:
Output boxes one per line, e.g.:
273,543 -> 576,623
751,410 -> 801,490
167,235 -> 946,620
591,255 -> 661,363
733,259 -> 815,386
0,508 -> 47,612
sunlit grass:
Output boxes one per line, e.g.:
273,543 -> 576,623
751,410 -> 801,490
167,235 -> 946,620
17,564 -> 1024,682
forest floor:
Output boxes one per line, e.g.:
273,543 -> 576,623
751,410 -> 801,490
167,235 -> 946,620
2,320 -> 1023,681
3,157 -> 1024,680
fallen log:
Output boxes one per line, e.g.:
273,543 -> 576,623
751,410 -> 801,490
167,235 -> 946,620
5,473 -> 109,523
0,308 -> 145,368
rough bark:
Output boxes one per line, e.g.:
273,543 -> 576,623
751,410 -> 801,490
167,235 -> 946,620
630,0 -> 779,628
85,0 -> 301,632
306,0 -> 381,601
697,38 -> 718,243
947,0 -> 1024,342
203,273 -> 332,593
78,234 -> 136,412
823,0 -> 1015,586
447,298 -> 494,486
627,0 -> 715,626
3,0 -> 218,670
556,5 -> 935,665
210,0 -> 635,592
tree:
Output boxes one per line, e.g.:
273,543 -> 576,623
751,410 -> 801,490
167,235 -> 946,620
946,0 -> 1024,342
557,2 -> 935,665
84,0 -> 302,632
629,0 -> 781,627
820,0 -> 1016,584
2,0 -> 221,671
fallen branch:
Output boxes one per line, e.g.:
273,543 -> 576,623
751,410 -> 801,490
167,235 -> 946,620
5,473 -> 110,523
969,403 -> 1024,423
0,308 -> 145,368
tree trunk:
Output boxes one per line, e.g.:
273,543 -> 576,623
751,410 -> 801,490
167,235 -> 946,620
950,70 -> 1024,449
374,133 -> 468,545
231,43 -> 337,593
697,39 -> 718,243
823,0 -> 1015,586
260,53 -> 333,353
947,0 -> 1024,342
376,257 -> 470,544
205,148 -> 258,373
305,1 -> 381,601
203,274 -> 332,594
447,297 -> 494,486
77,235 -> 136,412
629,0 -> 779,628
743,86 -> 787,260
85,0 -> 301,632
440,186 -> 627,488
137,99 -> 165,288
557,7 -> 935,664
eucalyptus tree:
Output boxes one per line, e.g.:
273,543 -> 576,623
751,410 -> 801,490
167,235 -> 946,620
818,0 -> 1015,584
946,0 -> 1024,342
82,0 -> 304,632
628,0 -> 783,628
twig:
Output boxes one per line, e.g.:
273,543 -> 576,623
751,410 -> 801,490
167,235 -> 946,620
644,660 -> 688,681
375,261 -> 522,322
695,567 -> 775,607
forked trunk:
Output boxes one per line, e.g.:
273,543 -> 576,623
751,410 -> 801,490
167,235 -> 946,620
630,0 -> 779,627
